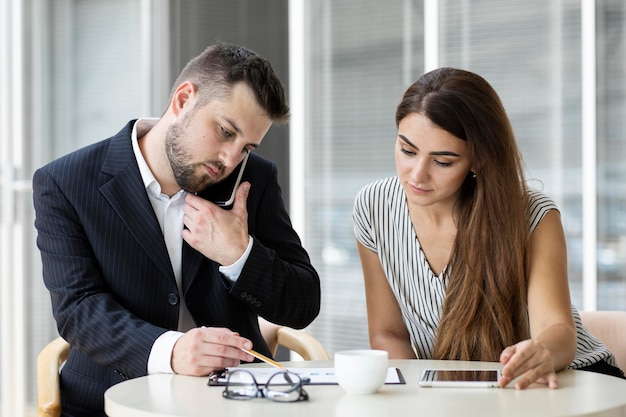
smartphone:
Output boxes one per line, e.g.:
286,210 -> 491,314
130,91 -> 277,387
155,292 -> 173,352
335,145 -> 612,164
206,151 -> 250,209
418,369 -> 501,388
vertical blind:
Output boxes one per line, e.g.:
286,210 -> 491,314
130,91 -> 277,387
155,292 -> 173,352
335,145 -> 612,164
0,0 -> 290,414
2,0 -> 626,414
300,0 -> 626,355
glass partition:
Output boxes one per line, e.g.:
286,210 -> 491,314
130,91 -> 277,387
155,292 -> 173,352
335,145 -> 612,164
299,0 -> 626,354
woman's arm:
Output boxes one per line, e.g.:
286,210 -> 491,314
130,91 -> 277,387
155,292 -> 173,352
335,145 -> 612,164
357,241 -> 417,359
499,209 -> 576,389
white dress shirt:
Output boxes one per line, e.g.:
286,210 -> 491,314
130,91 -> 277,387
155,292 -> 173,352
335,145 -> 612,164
131,118 -> 253,374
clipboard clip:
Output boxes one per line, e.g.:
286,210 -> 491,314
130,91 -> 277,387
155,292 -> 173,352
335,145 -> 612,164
207,368 -> 229,386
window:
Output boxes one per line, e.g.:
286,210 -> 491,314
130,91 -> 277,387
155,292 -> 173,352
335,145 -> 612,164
296,0 -> 626,354
0,0 -> 288,414
2,0 -> 626,414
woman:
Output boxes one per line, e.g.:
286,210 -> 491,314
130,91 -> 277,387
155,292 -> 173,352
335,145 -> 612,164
353,67 -> 625,389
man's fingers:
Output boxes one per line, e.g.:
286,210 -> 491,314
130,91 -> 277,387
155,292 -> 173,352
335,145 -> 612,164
232,181 -> 250,213
172,327 -> 254,376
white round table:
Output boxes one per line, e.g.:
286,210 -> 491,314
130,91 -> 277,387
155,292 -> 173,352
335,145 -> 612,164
105,359 -> 626,417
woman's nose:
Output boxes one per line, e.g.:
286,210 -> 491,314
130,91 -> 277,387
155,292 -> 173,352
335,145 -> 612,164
410,159 -> 429,183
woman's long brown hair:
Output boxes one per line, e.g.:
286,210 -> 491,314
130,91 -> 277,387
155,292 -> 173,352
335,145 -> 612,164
396,68 -> 530,361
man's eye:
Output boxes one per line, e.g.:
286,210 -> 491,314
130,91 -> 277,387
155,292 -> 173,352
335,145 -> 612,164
220,126 -> 234,138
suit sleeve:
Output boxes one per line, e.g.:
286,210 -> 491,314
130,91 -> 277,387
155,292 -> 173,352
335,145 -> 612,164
228,161 -> 321,328
33,166 -> 166,379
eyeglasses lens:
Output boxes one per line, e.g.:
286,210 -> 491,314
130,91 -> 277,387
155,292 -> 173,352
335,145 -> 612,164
224,371 -> 258,400
223,370 -> 308,402
265,372 -> 308,402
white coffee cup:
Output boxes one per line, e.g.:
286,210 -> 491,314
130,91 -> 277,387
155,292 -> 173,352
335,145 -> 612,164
334,349 -> 389,394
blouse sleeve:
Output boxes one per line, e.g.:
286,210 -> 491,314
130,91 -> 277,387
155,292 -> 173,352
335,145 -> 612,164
353,182 -> 378,252
528,189 -> 559,234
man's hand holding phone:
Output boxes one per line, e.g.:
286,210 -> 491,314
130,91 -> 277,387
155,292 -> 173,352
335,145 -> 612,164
182,181 -> 251,266
210,151 -> 250,209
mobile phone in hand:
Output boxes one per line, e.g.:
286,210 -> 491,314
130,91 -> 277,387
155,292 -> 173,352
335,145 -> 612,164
206,151 -> 250,209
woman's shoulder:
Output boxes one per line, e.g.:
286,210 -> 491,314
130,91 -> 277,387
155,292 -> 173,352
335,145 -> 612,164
526,188 -> 559,232
355,176 -> 402,200
526,188 -> 558,212
353,176 -> 402,220
353,176 -> 403,249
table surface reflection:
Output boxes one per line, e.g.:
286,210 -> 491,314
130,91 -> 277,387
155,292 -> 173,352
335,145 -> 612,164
105,359 -> 626,417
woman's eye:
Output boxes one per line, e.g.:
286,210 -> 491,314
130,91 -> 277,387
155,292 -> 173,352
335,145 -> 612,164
400,148 -> 415,156
434,160 -> 452,167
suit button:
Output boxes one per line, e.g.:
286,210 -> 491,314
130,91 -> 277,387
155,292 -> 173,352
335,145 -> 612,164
254,301 -> 262,308
240,291 -> 248,299
168,293 -> 179,305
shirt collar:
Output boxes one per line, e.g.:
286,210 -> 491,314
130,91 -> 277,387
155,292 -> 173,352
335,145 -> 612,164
131,118 -> 163,196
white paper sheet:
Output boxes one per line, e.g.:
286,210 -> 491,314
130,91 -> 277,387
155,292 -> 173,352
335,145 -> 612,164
209,367 -> 404,386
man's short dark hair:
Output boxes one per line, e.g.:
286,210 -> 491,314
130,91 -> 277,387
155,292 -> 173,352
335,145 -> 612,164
170,43 -> 290,123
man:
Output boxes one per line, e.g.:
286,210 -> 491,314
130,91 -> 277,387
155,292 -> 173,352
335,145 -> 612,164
33,43 -> 321,416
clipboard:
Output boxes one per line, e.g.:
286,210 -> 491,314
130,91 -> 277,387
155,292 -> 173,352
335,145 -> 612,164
208,367 -> 406,386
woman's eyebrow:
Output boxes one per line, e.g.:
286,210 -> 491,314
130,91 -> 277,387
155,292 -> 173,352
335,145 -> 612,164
398,134 -> 417,149
398,134 -> 461,157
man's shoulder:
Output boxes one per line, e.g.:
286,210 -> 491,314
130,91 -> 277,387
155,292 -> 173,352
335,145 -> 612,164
246,151 -> 276,170
239,152 -> 278,185
37,120 -> 136,173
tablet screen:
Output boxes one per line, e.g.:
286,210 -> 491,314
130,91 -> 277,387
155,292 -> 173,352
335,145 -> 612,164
419,369 -> 501,387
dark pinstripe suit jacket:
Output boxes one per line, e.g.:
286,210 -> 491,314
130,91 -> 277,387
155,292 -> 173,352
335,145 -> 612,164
32,120 -> 321,415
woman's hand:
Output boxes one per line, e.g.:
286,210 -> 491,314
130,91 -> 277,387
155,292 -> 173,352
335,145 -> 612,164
499,338 -> 558,389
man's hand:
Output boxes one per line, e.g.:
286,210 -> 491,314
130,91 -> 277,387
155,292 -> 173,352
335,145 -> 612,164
171,327 -> 255,376
182,182 -> 251,265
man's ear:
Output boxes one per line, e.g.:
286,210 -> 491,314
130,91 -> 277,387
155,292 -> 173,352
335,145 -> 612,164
170,81 -> 196,117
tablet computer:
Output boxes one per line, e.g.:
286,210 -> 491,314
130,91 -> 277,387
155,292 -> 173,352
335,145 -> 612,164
418,369 -> 501,388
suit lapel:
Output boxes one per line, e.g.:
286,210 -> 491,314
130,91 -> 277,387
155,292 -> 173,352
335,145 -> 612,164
99,122 -> 175,281
182,241 -> 206,294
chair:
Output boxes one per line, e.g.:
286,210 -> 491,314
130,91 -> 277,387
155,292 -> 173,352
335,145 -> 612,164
37,321 -> 329,417
37,336 -> 70,417
258,318 -> 330,360
579,310 -> 626,371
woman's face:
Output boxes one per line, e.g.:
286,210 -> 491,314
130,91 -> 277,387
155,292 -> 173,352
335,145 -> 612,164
395,112 -> 473,209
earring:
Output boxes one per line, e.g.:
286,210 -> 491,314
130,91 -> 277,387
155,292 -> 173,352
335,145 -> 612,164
471,172 -> 477,179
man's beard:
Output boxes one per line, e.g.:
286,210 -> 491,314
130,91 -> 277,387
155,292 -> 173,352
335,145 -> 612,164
165,120 -> 224,194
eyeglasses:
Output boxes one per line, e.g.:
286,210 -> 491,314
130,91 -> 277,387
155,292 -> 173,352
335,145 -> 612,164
223,370 -> 310,402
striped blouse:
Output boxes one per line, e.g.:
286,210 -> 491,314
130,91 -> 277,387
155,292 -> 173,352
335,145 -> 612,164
353,176 -> 616,369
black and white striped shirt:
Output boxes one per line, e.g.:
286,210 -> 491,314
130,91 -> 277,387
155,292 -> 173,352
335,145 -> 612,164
353,176 -> 616,369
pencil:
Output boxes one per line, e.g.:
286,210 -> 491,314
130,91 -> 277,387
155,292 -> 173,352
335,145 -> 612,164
241,348 -> 288,371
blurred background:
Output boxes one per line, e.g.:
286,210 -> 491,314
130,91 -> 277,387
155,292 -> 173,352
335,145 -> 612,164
1,0 -> 625,415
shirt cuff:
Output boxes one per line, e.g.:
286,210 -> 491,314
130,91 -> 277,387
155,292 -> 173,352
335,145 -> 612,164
219,236 -> 253,282
148,330 -> 184,374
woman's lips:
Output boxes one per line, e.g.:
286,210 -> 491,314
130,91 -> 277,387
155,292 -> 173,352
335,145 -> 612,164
409,183 -> 431,194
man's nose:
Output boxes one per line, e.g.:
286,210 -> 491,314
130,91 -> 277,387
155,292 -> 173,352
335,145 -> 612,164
221,146 -> 245,168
